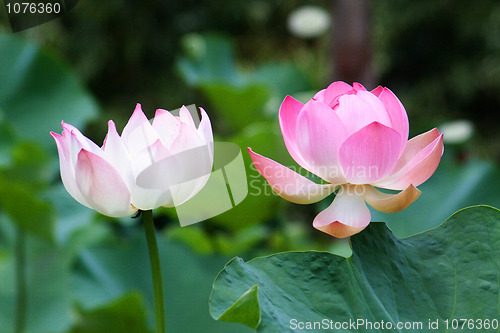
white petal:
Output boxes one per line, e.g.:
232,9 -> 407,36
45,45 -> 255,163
121,104 -> 160,156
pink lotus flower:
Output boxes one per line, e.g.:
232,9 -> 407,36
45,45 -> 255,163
248,81 -> 444,238
51,104 -> 213,217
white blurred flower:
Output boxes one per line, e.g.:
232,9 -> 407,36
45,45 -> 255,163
287,5 -> 332,38
438,119 -> 474,144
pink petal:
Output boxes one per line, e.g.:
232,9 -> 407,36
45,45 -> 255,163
335,91 -> 393,135
363,184 -> 421,213
179,105 -> 197,128
197,108 -> 213,142
295,99 -> 348,184
248,148 -> 336,204
50,131 -> 90,208
75,149 -> 135,217
279,95 -> 311,171
370,85 -> 384,96
152,108 -> 180,145
377,88 -> 409,154
375,131 -> 444,190
121,104 -> 160,156
102,120 -> 133,182
168,122 -> 206,154
339,122 -> 402,184
68,130 -> 91,171
50,129 -> 71,166
391,128 -> 441,174
61,121 -> 101,154
312,81 -> 353,107
313,184 -> 371,238
197,107 -> 214,159
352,82 -> 367,92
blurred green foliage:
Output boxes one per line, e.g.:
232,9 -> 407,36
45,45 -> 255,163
373,0 -> 500,157
0,36 -> 250,333
0,0 -> 499,332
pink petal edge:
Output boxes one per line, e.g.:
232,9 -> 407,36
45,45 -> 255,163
279,95 -> 312,171
248,148 -> 336,204
376,131 -> 444,190
313,81 -> 354,106
377,88 -> 409,155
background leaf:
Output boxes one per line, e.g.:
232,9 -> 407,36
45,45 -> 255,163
0,230 -> 73,333
178,33 -> 241,86
210,205 -> 500,332
0,35 -> 98,147
372,159 -> 500,237
200,82 -> 270,132
71,229 -> 253,333
70,293 -> 152,333
0,178 -> 55,241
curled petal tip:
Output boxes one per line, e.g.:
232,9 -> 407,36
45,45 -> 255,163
49,131 -> 60,139
376,131 -> 443,190
364,184 -> 421,213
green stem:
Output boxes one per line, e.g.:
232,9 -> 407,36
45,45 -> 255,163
143,210 -> 166,333
15,226 -> 26,333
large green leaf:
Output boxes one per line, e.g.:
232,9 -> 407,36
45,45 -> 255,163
0,34 -> 98,147
210,205 -> 500,332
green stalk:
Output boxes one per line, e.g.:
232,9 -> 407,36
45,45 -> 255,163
15,226 -> 26,333
143,210 -> 166,333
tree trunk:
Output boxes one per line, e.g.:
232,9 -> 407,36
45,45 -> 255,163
332,0 -> 375,88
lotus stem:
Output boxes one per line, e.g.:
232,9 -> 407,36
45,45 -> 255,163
143,210 -> 166,333
15,226 -> 26,333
